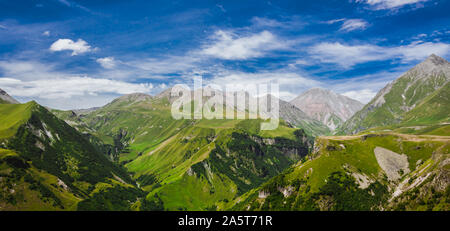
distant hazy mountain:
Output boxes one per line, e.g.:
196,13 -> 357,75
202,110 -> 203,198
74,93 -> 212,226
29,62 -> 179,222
0,88 -> 19,104
262,94 -> 331,136
338,54 -> 450,135
290,88 -> 364,131
156,87 -> 330,136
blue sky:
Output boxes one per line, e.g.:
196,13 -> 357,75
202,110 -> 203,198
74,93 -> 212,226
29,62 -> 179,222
0,0 -> 449,109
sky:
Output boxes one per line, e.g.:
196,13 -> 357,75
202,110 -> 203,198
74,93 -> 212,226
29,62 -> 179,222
0,0 -> 449,109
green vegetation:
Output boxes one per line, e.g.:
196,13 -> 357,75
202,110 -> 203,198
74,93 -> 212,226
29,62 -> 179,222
0,101 -> 147,210
229,133 -> 449,211
0,102 -> 34,139
338,68 -> 449,135
1,70 -> 448,211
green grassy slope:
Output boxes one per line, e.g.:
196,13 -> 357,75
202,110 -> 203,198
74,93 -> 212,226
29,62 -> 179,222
338,55 -> 449,135
129,119 -> 311,210
402,81 -> 450,126
0,102 -> 148,211
358,82 -> 450,136
50,93 -> 318,210
0,102 -> 34,139
0,148 -> 81,210
229,133 -> 449,211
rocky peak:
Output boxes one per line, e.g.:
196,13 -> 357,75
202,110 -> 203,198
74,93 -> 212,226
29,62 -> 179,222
404,54 -> 450,80
290,88 -> 363,130
425,54 -> 449,66
0,88 -> 19,104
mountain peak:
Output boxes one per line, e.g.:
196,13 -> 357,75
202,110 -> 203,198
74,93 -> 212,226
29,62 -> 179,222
306,87 -> 332,94
425,54 -> 448,66
339,55 -> 450,135
290,88 -> 364,131
401,54 -> 450,82
0,88 -> 19,104
114,93 -> 152,104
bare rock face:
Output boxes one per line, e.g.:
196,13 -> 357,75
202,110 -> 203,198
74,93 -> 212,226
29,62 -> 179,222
290,88 -> 363,130
374,147 -> 410,181
0,88 -> 19,104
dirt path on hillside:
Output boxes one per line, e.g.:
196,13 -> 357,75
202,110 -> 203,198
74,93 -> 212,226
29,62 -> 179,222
146,135 -> 178,156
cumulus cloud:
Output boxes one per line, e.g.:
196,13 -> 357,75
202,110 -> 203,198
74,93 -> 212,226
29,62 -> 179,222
50,38 -> 92,55
96,57 -> 116,69
357,0 -> 428,10
309,41 -> 450,68
200,30 -> 287,60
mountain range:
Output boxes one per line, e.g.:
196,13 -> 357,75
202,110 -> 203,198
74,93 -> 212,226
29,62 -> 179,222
0,54 -> 448,211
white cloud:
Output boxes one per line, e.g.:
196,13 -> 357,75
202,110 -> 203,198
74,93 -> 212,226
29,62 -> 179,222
326,18 -> 369,32
96,57 -> 116,69
251,17 -> 285,28
42,31 -> 50,36
216,4 -> 226,12
127,55 -> 200,75
0,60 -> 61,80
357,0 -> 428,10
200,30 -> 287,60
395,41 -> 450,62
342,89 -> 377,103
0,59 -> 172,109
208,71 -> 321,101
0,77 -> 153,100
329,69 -> 406,103
340,19 -> 369,32
50,38 -> 92,56
58,0 -> 92,13
309,42 -> 389,67
325,19 -> 346,24
309,41 -> 450,68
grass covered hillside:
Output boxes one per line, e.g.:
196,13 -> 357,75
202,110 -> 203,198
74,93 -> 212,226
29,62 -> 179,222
229,133 -> 449,211
0,101 -> 148,211
137,120 -> 311,210
52,92 -> 315,210
338,54 -> 450,135
355,81 -> 450,137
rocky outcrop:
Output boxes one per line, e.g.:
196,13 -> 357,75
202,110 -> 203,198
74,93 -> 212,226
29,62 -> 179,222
374,147 -> 410,181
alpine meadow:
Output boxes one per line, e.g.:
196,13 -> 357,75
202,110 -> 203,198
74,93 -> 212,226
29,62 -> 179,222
0,0 -> 449,212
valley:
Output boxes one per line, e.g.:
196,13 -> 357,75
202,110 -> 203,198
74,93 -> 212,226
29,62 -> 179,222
0,54 -> 449,211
